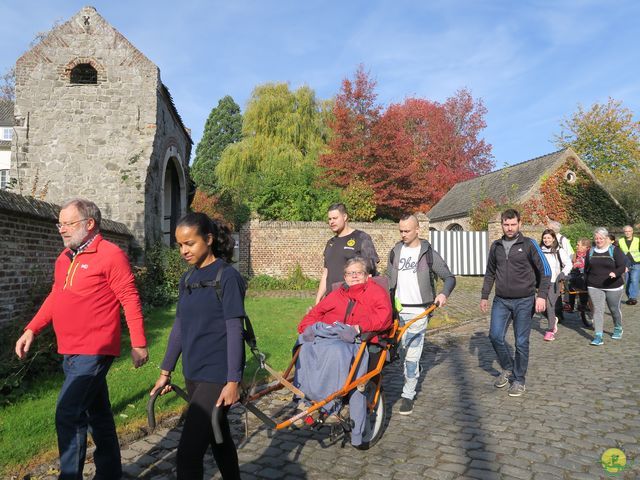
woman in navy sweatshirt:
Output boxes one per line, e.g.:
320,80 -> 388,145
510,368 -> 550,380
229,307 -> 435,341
150,212 -> 245,479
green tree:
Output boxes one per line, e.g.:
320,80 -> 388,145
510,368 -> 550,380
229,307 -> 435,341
190,95 -> 242,194
554,98 -> 640,176
215,83 -> 330,219
599,170 -> 640,224
251,164 -> 338,221
341,179 -> 376,222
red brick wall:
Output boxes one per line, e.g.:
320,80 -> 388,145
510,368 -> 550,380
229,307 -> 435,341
238,216 -> 430,278
0,190 -> 133,326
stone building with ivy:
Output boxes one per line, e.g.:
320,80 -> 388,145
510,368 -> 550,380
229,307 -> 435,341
10,6 -> 192,249
427,148 -> 627,231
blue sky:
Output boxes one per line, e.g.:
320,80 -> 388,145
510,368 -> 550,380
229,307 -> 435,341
2,0 -> 639,169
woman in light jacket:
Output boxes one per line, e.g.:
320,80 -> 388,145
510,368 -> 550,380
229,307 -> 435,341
539,229 -> 572,341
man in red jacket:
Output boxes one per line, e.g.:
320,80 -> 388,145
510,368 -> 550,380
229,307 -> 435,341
15,198 -> 148,480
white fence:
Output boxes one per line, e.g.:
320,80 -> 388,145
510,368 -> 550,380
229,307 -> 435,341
429,230 -> 489,275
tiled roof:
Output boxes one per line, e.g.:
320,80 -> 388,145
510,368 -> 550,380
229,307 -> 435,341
160,84 -> 192,144
427,149 -> 569,222
0,189 -> 132,236
0,100 -> 14,126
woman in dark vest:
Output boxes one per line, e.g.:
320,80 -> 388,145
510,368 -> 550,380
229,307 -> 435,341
150,212 -> 244,479
585,227 -> 627,346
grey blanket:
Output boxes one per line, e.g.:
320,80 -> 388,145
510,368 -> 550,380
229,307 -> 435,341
294,322 -> 369,445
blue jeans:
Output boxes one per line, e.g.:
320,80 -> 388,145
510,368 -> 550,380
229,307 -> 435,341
399,311 -> 429,400
56,354 -> 121,480
625,263 -> 640,300
488,296 -> 535,384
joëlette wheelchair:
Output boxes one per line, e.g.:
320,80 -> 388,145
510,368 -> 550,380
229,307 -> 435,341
561,274 -> 594,329
147,279 -> 437,450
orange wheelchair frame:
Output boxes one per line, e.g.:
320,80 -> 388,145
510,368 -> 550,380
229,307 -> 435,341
239,303 -> 438,448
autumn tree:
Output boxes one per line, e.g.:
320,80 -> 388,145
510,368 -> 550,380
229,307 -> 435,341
191,95 -> 242,194
319,65 -> 381,191
215,83 -> 333,220
321,67 -> 493,218
554,98 -> 640,176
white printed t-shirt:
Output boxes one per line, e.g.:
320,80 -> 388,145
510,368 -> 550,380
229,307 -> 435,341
396,245 -> 424,316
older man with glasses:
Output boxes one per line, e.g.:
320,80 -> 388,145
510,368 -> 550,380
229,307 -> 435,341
15,198 -> 148,480
620,225 -> 640,305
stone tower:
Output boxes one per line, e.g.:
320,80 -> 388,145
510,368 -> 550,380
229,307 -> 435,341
11,6 -> 192,249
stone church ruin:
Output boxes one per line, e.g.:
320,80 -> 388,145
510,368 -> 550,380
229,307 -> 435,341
11,6 -> 192,248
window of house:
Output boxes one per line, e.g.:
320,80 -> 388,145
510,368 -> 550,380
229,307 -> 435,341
447,223 -> 464,231
2,128 -> 11,140
70,63 -> 98,84
0,169 -> 9,189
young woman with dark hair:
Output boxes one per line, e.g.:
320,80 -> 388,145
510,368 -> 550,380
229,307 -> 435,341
539,229 -> 572,341
150,212 -> 244,479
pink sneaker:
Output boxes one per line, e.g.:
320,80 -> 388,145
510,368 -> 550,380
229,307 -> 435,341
543,330 -> 556,341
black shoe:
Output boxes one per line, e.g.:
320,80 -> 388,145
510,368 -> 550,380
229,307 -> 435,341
399,397 -> 414,415
626,299 -> 637,305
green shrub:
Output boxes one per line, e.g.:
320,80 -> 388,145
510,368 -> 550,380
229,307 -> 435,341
248,264 -> 319,291
561,220 -> 595,247
342,179 -> 376,222
135,244 -> 188,308
0,321 -> 59,406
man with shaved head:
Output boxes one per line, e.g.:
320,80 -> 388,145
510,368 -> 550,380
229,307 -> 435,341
387,214 -> 456,415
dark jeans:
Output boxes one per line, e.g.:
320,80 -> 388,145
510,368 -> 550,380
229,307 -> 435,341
56,354 -> 121,480
488,295 -> 535,384
177,380 -> 241,480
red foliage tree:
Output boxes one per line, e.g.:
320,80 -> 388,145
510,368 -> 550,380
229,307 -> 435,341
319,65 -> 381,188
321,67 -> 493,218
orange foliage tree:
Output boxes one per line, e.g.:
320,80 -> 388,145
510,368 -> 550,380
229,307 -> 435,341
320,67 -> 493,218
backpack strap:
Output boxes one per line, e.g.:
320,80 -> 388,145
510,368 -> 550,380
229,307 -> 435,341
213,261 -> 225,302
555,250 -> 565,270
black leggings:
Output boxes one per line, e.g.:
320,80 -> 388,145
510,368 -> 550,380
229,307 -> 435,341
177,380 -> 241,480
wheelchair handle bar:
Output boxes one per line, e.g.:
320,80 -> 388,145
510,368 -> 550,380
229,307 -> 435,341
146,383 -> 225,445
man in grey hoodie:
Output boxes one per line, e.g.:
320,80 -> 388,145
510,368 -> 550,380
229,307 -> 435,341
387,214 -> 456,415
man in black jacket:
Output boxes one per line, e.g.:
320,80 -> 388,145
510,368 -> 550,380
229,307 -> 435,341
480,209 -> 551,397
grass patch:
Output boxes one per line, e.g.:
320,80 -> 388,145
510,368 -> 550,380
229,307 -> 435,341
0,296 -> 310,476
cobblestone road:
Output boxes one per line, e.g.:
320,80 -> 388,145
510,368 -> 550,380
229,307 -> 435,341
32,300 -> 639,479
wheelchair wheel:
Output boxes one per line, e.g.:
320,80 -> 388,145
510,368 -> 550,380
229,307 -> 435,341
581,299 -> 594,329
359,387 -> 386,449
581,309 -> 594,329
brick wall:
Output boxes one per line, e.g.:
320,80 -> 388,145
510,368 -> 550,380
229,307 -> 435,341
238,215 -> 430,278
0,190 -> 133,326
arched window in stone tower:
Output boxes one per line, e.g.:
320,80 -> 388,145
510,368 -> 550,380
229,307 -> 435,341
70,63 -> 97,84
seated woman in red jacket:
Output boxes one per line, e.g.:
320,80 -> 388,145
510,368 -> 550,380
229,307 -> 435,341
298,256 -> 393,337
294,257 -> 392,446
